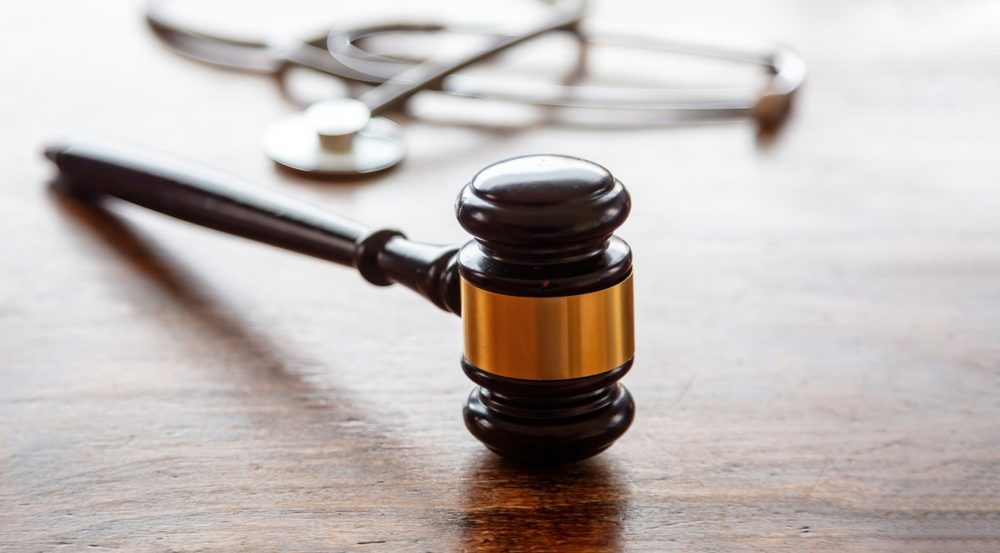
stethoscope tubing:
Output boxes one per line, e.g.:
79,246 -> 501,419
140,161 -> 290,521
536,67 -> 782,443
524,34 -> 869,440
145,0 -> 804,121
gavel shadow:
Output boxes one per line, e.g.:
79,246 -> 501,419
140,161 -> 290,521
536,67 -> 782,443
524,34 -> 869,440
47,184 -> 331,399
460,452 -> 629,552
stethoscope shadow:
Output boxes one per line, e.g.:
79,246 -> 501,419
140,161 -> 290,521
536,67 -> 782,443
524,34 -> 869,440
271,109 -> 784,190
460,452 -> 629,552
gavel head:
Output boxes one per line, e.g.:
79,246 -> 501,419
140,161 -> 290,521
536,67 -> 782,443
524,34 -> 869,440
455,154 -> 635,464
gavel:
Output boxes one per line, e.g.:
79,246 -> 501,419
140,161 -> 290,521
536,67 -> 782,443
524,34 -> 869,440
44,138 -> 636,464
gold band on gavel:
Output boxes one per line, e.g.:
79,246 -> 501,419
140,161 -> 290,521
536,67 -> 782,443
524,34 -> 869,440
461,275 -> 634,380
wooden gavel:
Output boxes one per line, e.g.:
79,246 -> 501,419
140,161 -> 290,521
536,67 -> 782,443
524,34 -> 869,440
45,138 -> 636,464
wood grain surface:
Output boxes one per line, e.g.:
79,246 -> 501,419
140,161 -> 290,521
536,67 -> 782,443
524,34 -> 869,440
2,1 -> 999,551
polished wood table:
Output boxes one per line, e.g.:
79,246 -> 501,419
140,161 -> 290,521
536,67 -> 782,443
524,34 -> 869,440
2,1 -> 998,551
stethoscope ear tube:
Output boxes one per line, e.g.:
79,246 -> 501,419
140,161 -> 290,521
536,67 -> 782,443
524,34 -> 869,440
328,26 -> 805,121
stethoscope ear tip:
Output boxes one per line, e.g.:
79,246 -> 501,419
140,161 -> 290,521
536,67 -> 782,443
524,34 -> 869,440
753,90 -> 795,132
754,47 -> 806,131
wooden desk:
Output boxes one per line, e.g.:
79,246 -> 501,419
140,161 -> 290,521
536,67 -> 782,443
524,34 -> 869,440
2,1 -> 998,551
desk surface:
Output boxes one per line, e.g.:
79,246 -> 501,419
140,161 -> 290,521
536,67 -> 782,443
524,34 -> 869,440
3,1 -> 999,551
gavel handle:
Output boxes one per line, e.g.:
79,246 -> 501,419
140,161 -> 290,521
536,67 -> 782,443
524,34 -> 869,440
44,137 -> 461,314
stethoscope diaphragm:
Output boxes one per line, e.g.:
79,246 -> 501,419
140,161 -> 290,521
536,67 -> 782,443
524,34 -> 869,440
262,98 -> 406,176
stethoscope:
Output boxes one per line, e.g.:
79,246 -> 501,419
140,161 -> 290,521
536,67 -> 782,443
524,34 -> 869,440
147,0 -> 805,177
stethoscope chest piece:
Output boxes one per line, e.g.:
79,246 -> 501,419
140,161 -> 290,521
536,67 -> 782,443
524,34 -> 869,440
262,98 -> 406,175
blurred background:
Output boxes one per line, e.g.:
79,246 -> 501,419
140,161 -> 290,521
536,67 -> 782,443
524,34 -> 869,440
2,1 -> 999,551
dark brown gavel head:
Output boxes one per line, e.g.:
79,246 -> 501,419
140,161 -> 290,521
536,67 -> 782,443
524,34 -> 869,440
454,154 -> 635,464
